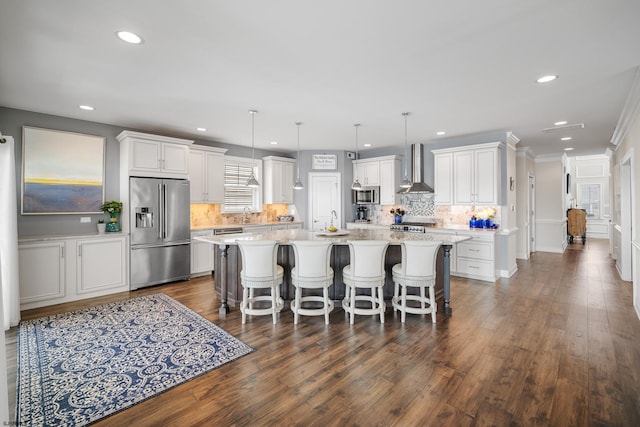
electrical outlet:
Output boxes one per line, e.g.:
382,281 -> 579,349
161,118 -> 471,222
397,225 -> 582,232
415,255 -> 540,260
80,217 -> 91,223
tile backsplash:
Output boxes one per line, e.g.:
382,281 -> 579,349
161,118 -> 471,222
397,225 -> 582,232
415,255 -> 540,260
361,193 -> 500,227
190,204 -> 290,227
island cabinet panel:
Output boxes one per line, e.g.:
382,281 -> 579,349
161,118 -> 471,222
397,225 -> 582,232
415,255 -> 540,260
213,244 -> 444,307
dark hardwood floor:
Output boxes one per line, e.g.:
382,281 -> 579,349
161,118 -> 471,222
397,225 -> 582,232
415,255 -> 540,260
6,238 -> 640,426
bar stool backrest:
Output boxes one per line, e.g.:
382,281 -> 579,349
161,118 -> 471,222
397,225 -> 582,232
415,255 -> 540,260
291,240 -> 332,279
237,240 -> 279,281
401,240 -> 441,279
347,240 -> 389,279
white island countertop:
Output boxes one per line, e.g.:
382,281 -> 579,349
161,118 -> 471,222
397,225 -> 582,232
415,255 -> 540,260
194,228 -> 470,246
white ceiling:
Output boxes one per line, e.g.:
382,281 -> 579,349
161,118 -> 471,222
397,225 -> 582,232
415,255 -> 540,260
1,0 -> 639,157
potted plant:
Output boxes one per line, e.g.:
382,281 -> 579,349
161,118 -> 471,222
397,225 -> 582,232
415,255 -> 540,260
97,219 -> 106,234
101,200 -> 123,232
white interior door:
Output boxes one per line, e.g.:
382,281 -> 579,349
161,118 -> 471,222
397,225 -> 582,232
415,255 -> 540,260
308,173 -> 341,231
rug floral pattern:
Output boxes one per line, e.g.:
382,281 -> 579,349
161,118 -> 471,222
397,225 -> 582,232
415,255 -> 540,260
16,293 -> 254,426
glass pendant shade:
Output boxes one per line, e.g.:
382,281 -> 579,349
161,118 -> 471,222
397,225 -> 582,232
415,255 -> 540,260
351,123 -> 361,189
247,110 -> 259,187
400,112 -> 412,188
293,122 -> 304,190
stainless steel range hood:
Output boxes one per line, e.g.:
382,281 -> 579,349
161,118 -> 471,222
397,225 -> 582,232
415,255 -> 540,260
399,143 -> 434,193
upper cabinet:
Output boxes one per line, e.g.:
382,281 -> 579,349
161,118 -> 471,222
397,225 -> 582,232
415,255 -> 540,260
117,130 -> 193,179
353,159 -> 380,186
432,142 -> 502,206
263,156 -> 296,204
379,157 -> 401,205
189,145 -> 227,204
354,156 -> 400,205
433,152 -> 453,205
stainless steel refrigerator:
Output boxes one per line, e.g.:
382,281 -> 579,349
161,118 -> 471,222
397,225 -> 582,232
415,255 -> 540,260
129,177 -> 191,289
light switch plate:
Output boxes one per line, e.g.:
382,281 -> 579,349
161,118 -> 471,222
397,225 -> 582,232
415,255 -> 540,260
80,217 -> 91,223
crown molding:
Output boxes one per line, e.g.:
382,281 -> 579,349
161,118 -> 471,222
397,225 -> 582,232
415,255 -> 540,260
611,66 -> 640,147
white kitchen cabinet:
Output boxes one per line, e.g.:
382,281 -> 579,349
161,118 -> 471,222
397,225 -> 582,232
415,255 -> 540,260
432,142 -> 502,206
191,230 -> 214,276
353,160 -> 380,186
379,157 -> 401,205
433,152 -> 453,205
117,130 -> 193,179
263,156 -> 296,204
189,146 -> 227,203
76,237 -> 127,294
18,241 -> 66,305
19,234 -> 129,310
453,231 -> 496,282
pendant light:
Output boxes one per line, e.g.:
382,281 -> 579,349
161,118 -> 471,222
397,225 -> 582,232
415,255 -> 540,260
246,110 -> 260,187
351,123 -> 362,190
293,122 -> 304,190
400,112 -> 412,188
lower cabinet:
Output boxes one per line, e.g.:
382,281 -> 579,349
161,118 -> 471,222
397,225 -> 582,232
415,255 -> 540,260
191,230 -> 214,277
19,235 -> 128,310
452,232 -> 496,282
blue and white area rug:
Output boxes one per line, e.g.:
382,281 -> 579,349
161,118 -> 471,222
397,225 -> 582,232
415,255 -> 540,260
16,293 -> 253,426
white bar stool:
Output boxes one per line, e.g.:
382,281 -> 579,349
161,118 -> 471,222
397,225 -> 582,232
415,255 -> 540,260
290,240 -> 334,324
392,240 -> 441,323
237,240 -> 284,324
342,240 -> 389,324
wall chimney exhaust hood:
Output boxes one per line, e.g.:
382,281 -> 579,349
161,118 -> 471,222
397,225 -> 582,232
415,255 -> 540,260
399,143 -> 434,193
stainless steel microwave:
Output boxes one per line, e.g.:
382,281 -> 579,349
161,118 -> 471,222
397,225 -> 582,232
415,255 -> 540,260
352,186 -> 380,205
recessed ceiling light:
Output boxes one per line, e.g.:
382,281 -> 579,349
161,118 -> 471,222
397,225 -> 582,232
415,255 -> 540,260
564,147 -> 574,151
79,105 -> 94,111
270,141 -> 278,145
196,127 -> 206,132
436,131 -> 446,136
116,30 -> 143,44
537,75 -> 558,83
363,143 -> 371,147
561,137 -> 572,141
554,121 -> 567,126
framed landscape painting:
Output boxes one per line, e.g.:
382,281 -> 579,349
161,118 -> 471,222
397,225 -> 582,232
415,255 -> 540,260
22,127 -> 105,214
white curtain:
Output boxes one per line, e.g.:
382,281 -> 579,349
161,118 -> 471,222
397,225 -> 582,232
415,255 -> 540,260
0,134 -> 20,330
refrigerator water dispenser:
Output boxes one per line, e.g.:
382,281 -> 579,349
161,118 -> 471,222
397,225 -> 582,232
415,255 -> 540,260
136,207 -> 154,228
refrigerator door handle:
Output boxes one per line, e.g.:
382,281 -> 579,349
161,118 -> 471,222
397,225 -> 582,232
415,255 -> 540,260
157,183 -> 163,240
162,183 -> 167,239
132,241 -> 191,250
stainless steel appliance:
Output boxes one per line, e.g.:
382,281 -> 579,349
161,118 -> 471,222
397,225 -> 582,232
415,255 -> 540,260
389,216 -> 437,233
356,206 -> 369,222
129,177 -> 191,289
398,143 -> 434,194
352,186 -> 379,205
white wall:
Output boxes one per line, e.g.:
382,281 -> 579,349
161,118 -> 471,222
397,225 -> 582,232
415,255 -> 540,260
534,157 -> 568,253
612,99 -> 640,317
516,148 -> 536,259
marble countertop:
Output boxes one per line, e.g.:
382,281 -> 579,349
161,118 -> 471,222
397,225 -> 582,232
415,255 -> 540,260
194,228 -> 470,246
191,221 -> 303,231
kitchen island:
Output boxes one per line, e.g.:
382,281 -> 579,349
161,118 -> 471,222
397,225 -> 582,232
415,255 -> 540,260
195,229 -> 470,319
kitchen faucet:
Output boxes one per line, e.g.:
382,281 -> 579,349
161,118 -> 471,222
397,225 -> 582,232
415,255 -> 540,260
242,207 -> 250,224
330,209 -> 337,226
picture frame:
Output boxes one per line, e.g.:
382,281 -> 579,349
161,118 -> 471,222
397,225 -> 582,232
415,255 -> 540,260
22,126 -> 106,214
312,154 -> 337,170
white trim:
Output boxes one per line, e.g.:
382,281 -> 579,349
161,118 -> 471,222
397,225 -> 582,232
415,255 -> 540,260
611,66 -> 640,147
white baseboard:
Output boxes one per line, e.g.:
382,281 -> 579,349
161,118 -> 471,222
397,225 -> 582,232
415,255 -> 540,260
535,245 -> 565,254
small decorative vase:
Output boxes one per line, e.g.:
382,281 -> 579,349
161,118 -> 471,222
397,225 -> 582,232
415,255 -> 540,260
97,223 -> 106,234
394,215 -> 402,224
106,213 -> 120,232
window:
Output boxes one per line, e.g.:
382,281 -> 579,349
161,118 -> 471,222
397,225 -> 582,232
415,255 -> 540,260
222,156 -> 261,213
579,183 -> 601,218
